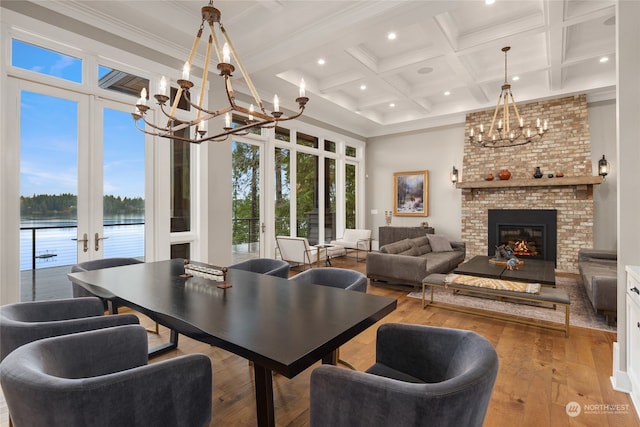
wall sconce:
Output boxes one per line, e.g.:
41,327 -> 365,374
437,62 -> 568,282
598,155 -> 609,180
450,166 -> 459,185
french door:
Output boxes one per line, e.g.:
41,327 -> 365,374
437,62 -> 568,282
16,80 -> 144,293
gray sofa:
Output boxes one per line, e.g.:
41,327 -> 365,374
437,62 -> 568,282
578,248 -> 617,324
367,235 -> 465,288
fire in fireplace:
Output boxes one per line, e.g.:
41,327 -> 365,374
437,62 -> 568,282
488,209 -> 557,265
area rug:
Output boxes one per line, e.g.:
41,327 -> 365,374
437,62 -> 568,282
408,275 -> 616,332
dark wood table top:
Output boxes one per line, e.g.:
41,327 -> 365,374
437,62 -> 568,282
68,259 -> 397,378
454,255 -> 556,286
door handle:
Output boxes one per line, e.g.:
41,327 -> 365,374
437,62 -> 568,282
261,222 -> 266,233
631,287 -> 640,295
72,233 -> 89,253
95,233 -> 109,251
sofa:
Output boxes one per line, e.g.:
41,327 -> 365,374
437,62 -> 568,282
578,248 -> 617,324
330,228 -> 372,257
366,235 -> 465,288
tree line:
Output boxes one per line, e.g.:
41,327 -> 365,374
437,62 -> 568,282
20,194 -> 144,216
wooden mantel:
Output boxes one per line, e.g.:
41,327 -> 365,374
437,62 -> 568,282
456,175 -> 603,200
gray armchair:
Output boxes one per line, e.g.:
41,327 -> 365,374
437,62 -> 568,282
0,297 -> 139,360
291,267 -> 367,369
289,267 -> 367,293
228,258 -> 290,278
310,323 -> 499,427
71,257 -> 143,307
0,325 -> 212,427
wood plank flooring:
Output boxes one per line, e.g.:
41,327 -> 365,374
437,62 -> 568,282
2,256 -> 639,426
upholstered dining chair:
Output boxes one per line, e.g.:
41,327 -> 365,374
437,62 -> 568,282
289,267 -> 367,293
228,258 -> 290,278
0,325 -> 212,427
71,257 -> 159,333
290,267 -> 368,369
310,323 -> 499,427
70,257 -> 143,306
0,297 -> 139,361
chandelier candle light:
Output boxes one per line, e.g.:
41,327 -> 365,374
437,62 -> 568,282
468,47 -> 548,148
132,1 -> 309,144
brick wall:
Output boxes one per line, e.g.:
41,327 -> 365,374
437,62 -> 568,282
461,95 -> 593,273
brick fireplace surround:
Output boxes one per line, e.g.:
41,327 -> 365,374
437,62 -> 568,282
461,95 -> 595,273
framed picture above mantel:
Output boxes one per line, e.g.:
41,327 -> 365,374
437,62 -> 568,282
393,170 -> 428,216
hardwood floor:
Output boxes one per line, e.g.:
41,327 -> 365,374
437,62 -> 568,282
2,256 -> 638,426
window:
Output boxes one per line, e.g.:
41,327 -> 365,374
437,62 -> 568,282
12,39 -> 82,83
325,139 -> 336,153
171,129 -> 191,233
297,132 -> 318,148
274,147 -> 290,236
296,152 -> 318,243
345,163 -> 357,228
98,65 -> 149,98
346,145 -> 357,158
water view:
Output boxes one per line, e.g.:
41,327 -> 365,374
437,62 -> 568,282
20,215 -> 144,271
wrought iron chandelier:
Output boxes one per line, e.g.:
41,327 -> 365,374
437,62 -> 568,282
468,46 -> 547,148
132,1 -> 309,144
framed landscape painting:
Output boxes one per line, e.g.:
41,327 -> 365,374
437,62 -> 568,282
393,170 -> 428,216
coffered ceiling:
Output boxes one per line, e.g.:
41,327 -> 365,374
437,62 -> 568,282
9,0 -> 616,138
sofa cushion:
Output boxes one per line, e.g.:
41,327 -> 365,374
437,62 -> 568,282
427,234 -> 453,252
410,236 -> 432,255
380,239 -> 413,254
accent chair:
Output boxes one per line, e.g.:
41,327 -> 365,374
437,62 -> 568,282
228,257 -> 290,278
0,297 -> 139,361
310,323 -> 499,427
0,325 -> 212,427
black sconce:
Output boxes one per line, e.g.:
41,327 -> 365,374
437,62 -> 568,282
598,155 -> 609,180
450,166 -> 459,185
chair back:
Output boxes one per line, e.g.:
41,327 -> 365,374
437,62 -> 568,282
0,325 -> 211,427
290,267 -> 367,293
228,258 -> 290,278
0,297 -> 138,361
70,257 -> 143,301
310,323 -> 499,427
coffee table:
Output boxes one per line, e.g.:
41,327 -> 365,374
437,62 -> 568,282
454,255 -> 556,286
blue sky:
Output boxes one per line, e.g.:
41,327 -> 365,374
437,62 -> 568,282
14,40 -> 144,199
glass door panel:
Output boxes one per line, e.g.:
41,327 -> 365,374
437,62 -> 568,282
274,147 -> 290,237
102,106 -> 145,259
345,163 -> 357,228
324,157 -> 336,243
296,152 -> 319,244
232,140 -> 262,262
19,90 -> 80,300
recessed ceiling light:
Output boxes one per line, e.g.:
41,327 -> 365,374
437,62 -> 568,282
388,32 -> 397,40
389,103 -> 395,108
485,0 -> 495,5
360,84 -> 367,90
317,58 -> 325,65
444,91 -> 451,96
512,76 -> 520,81
417,67 -> 433,75
600,56 -> 609,63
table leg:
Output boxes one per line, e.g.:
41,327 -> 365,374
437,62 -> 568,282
253,363 -> 275,427
148,329 -> 179,358
322,350 -> 338,365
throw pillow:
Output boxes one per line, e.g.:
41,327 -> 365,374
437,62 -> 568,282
427,234 -> 453,252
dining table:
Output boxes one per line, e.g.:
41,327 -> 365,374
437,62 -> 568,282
68,258 -> 397,427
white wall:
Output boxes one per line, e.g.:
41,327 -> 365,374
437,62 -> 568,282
366,124 -> 465,242
588,99 -> 617,250
365,102 -> 617,248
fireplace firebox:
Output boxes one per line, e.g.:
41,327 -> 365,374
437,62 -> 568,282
488,209 -> 557,265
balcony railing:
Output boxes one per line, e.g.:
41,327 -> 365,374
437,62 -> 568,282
20,222 -> 144,271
